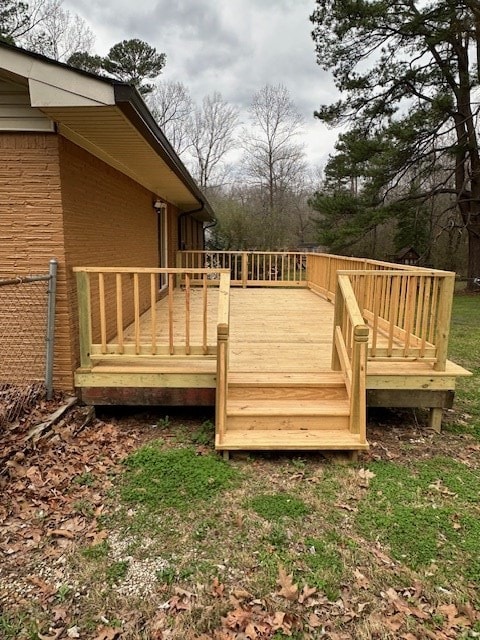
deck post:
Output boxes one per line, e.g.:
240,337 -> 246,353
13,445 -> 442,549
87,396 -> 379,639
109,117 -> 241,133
216,323 -> 229,446
434,275 -> 455,371
241,252 -> 248,288
76,271 -> 92,369
175,252 -> 182,288
349,324 -> 369,440
331,280 -> 344,370
429,407 -> 443,433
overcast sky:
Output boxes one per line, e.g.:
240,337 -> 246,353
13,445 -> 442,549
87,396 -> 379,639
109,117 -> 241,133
65,0 -> 340,170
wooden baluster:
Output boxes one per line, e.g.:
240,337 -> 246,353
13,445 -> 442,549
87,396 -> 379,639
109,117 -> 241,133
358,275 -> 366,317
398,275 -> 407,331
428,276 -> 439,344
150,273 -> 157,355
332,280 -> 345,370
387,276 -> 400,356
420,277 -> 432,356
98,272 -> 107,354
379,273 -> 387,319
168,273 -> 174,355
216,323 -> 229,446
133,273 -> 140,355
116,273 -> 124,355
203,274 -> 208,354
185,273 -> 191,355
371,276 -> 380,357
403,276 -> 416,357
415,276 -> 425,339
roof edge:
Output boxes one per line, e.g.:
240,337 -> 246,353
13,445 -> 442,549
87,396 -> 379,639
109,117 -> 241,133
114,85 -> 214,221
0,40 -> 214,221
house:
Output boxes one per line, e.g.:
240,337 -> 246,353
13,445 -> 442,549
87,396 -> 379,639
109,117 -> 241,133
0,42 -> 213,392
393,247 -> 421,266
0,44 -> 470,455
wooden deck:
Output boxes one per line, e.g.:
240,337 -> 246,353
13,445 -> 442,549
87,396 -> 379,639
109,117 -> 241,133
75,284 -> 470,452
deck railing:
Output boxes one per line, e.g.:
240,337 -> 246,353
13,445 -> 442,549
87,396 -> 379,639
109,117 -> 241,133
306,252 -> 429,300
178,250 -> 455,369
177,251 -> 308,287
216,273 -> 231,446
73,267 -> 230,364
339,270 -> 455,369
332,275 -> 369,442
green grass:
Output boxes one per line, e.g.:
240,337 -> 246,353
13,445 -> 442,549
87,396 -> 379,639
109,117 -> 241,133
303,533 -> 344,601
0,613 -> 38,640
106,560 -> 129,584
120,444 -> 238,511
356,458 -> 480,589
81,540 -> 109,560
247,492 -> 310,521
447,294 -> 480,437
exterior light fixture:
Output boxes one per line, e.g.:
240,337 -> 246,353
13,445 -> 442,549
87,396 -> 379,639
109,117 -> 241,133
153,199 -> 167,213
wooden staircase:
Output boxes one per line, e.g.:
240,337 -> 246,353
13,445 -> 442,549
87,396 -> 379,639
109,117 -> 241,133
215,371 -> 369,452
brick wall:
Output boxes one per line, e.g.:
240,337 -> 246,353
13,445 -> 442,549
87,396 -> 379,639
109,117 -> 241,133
0,133 -> 206,393
59,138 -> 159,372
0,133 -> 73,390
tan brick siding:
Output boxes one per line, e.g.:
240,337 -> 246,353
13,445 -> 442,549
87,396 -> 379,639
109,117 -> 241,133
0,133 -> 72,390
0,132 -> 206,394
59,138 -> 160,372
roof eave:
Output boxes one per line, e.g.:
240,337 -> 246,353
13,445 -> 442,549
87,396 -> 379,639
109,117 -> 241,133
113,84 -> 214,221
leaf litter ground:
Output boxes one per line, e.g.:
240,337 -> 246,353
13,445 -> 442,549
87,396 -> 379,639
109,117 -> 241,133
2,294 -> 480,640
1,398 -> 479,640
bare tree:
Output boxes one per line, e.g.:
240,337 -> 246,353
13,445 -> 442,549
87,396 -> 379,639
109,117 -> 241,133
242,84 -> 306,215
1,0 -> 58,45
188,92 -> 239,190
149,81 -> 193,156
24,0 -> 94,61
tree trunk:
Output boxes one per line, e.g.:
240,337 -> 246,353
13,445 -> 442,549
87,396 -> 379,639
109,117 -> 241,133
466,222 -> 480,292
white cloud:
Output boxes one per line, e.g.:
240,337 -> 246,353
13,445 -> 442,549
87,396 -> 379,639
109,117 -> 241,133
64,0 -> 341,168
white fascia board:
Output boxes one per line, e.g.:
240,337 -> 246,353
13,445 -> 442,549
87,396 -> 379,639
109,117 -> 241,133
0,48 -> 115,107
29,79 -> 112,107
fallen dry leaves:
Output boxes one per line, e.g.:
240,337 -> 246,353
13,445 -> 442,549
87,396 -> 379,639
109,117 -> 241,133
1,398 -> 480,639
0,396 -> 139,627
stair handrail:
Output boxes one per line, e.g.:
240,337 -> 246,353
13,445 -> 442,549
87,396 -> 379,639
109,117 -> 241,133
332,274 -> 369,442
216,271 -> 231,445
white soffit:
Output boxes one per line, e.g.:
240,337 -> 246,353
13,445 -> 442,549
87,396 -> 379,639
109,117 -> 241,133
43,105 -> 199,208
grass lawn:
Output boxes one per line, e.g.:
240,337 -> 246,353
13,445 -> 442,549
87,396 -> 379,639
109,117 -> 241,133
1,295 -> 479,639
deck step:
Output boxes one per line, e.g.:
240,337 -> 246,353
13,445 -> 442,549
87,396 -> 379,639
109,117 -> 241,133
227,398 -> 350,416
228,372 -> 345,387
216,429 -> 368,451
225,377 -> 351,434
227,386 -> 348,401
